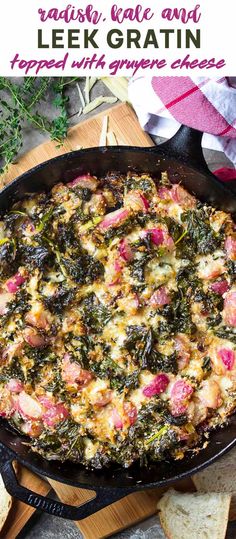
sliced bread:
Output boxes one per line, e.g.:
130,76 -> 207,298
193,447 -> 236,496
157,488 -> 231,539
0,474 -> 12,532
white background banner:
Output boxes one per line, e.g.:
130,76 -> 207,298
0,0 -> 235,76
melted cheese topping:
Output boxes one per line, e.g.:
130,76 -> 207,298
0,172 -> 236,469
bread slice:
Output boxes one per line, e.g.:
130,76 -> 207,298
157,488 -> 231,539
193,447 -> 236,496
0,474 -> 12,532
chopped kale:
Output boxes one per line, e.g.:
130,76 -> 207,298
19,243 -> 51,269
124,326 -> 177,373
124,325 -> 153,369
202,356 -> 212,373
162,293 -> 196,335
215,327 -> 236,344
73,187 -> 92,201
65,334 -> 93,370
147,350 -> 178,375
102,212 -> 151,244
227,260 -> 236,283
130,253 -> 152,282
43,286 -> 75,314
36,207 -> 54,233
81,293 -> 111,333
4,210 -> 28,231
0,239 -> 17,277
164,217 -> 183,244
56,222 -> 79,252
32,419 -> 85,462
103,217 -> 134,243
181,208 -> 222,255
163,412 -> 188,426
125,176 -> 154,193
0,356 -> 25,383
149,428 -> 178,460
176,262 -> 199,294
92,357 -> 125,391
61,254 -> 104,284
194,290 -> 223,329
1,290 -> 30,326
24,347 -> 57,385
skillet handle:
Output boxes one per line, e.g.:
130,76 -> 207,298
157,125 -> 210,174
0,445 -> 131,521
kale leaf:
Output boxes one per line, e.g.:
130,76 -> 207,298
19,243 -> 51,269
181,207 -> 222,255
81,293 -> 111,333
44,286 -> 75,314
124,326 -> 178,373
162,293 -> 196,335
61,254 -> 104,284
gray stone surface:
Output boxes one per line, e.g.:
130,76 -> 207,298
8,78 -> 235,538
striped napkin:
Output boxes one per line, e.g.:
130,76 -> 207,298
129,76 -> 236,179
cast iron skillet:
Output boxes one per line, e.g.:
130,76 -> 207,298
0,125 -> 236,520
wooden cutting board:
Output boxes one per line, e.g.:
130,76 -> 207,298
1,103 -> 235,539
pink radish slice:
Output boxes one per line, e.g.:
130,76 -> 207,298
143,374 -> 169,397
118,239 -> 134,262
171,185 -> 196,208
68,175 -> 98,191
25,309 -> 51,330
99,208 -> 130,231
150,287 -> 170,308
174,335 -> 191,370
124,191 -> 149,212
43,403 -> 69,427
6,379 -> 23,393
210,280 -> 229,295
112,408 -> 123,429
6,273 -> 26,294
62,354 -> 93,387
2,342 -> 23,362
225,236 -> 236,260
170,402 -> 188,417
218,348 -> 235,371
151,229 -> 165,246
23,327 -> 47,348
38,395 -> 55,409
142,228 -> 174,250
114,259 -> 123,273
223,291 -> 236,327
141,228 -> 164,246
123,402 -> 137,426
170,380 -> 193,402
158,187 -> 171,200
139,193 -> 150,211
18,392 -> 43,419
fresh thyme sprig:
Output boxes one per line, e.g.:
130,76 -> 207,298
0,77 -> 80,174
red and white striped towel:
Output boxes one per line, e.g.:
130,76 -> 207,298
129,76 -> 236,178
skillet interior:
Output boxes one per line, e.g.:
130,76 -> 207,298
0,144 -> 236,491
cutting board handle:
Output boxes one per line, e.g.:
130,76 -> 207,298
157,125 -> 210,174
0,443 -> 131,520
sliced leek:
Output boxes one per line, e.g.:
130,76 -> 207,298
83,96 -> 117,115
99,115 -> 108,146
100,77 -> 129,102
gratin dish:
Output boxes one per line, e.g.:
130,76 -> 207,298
0,125 -> 236,520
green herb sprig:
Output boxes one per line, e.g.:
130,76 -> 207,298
0,77 -> 80,174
